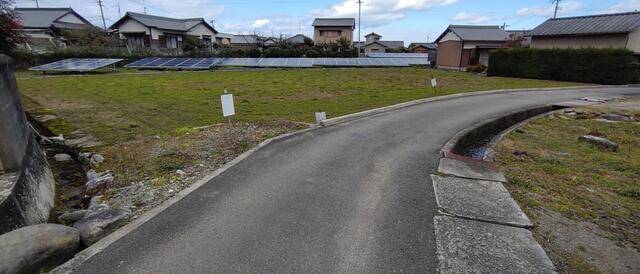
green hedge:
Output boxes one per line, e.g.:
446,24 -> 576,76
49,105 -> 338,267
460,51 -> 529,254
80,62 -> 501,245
487,48 -> 640,85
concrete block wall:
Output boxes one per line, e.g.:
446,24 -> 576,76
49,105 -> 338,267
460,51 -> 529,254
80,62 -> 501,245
0,54 -> 55,234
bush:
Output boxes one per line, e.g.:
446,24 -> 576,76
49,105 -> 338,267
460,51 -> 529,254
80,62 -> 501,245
466,64 -> 487,73
487,48 -> 640,85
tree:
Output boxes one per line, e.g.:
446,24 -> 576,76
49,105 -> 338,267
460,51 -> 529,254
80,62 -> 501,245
0,0 -> 24,53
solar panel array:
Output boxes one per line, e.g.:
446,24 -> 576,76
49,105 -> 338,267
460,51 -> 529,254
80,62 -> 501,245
29,58 -> 123,72
124,57 -> 429,69
367,53 -> 430,58
125,57 -> 223,69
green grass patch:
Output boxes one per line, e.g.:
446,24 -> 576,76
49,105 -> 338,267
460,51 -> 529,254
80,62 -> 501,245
18,68 -> 579,145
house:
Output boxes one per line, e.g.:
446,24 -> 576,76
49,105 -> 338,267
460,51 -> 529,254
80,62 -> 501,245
409,42 -> 437,64
285,34 -> 312,46
14,7 -> 94,51
312,18 -> 355,45
529,11 -> 640,54
230,34 -> 260,48
434,25 -> 508,70
109,12 -> 218,53
216,33 -> 233,46
358,32 -> 404,53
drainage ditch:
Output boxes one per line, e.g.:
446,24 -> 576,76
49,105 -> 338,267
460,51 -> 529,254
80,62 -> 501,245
450,105 -> 565,160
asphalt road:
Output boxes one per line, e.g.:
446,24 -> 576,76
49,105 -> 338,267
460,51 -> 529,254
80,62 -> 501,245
71,87 -> 639,273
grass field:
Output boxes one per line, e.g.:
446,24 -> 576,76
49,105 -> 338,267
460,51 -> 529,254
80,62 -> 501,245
496,100 -> 640,272
18,68 -> 580,145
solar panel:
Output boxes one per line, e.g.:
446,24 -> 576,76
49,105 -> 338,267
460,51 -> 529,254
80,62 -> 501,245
367,53 -> 429,58
30,58 -> 123,72
299,58 -> 314,67
125,57 -> 159,67
174,58 -> 203,68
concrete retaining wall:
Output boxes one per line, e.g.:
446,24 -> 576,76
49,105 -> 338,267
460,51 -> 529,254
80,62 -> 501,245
0,55 -> 55,234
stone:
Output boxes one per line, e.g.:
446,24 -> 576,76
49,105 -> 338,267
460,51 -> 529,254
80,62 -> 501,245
88,195 -> 109,211
434,216 -> 555,274
431,175 -> 532,227
438,158 -> 507,183
0,224 -> 80,274
90,154 -> 105,167
78,152 -> 93,165
176,169 -> 186,176
37,114 -> 57,122
600,113 -> 631,122
563,108 -> 575,113
58,210 -> 90,223
73,208 -> 130,246
85,172 -> 114,195
54,153 -> 73,162
579,135 -> 619,151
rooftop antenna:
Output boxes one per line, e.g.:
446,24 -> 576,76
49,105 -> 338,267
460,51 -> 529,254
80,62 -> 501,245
501,22 -> 509,30
143,0 -> 148,14
34,0 -> 39,8
357,0 -> 363,56
97,0 -> 107,30
550,0 -> 561,19
210,19 -> 215,28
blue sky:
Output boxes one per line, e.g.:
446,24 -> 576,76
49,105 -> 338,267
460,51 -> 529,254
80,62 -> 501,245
15,0 -> 640,44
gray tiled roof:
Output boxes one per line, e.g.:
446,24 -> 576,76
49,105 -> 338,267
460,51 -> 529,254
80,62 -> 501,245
14,8 -> 92,29
113,12 -> 216,33
312,18 -> 355,27
231,35 -> 259,44
409,42 -> 437,50
286,34 -> 311,44
529,11 -> 640,37
447,25 -> 508,41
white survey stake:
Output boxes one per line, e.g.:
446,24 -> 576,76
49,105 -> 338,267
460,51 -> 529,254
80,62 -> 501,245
431,78 -> 437,88
221,92 -> 235,117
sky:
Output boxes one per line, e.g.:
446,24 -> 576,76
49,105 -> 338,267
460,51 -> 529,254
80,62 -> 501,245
14,0 -> 640,44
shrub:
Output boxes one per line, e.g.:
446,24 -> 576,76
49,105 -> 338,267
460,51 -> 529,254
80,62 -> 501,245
466,64 -> 487,73
487,48 -> 640,85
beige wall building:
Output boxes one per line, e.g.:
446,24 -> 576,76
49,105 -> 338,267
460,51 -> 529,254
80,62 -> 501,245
312,18 -> 355,45
529,12 -> 640,54
434,25 -> 508,70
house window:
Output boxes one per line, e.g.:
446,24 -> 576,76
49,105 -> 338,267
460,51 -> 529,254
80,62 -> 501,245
202,35 -> 212,47
337,30 -> 342,37
319,30 -> 325,37
166,35 -> 178,49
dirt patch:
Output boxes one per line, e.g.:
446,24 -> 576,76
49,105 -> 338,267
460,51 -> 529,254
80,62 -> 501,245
533,209 -> 640,273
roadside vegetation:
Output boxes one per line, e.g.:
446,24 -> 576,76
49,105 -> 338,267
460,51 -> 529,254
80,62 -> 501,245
496,98 -> 640,273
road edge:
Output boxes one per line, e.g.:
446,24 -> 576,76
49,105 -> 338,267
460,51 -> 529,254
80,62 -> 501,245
52,84 -> 614,273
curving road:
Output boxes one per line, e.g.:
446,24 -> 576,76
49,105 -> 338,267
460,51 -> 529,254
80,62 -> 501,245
69,87 -> 639,273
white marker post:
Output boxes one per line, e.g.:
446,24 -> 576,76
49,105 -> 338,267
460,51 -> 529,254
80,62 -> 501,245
221,90 -> 235,129
431,77 -> 438,94
315,110 -> 326,126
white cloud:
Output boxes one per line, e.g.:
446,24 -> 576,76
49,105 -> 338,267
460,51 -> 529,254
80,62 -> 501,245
252,19 -> 271,29
312,0 -> 459,28
452,12 -> 491,24
516,1 -> 582,17
605,0 -> 640,13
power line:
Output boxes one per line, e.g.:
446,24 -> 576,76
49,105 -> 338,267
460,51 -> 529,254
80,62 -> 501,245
97,0 -> 107,30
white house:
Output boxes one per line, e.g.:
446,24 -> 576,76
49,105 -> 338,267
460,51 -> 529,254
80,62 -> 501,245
109,12 -> 218,53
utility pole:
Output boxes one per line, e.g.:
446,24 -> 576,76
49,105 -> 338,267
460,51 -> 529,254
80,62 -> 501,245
117,1 -> 122,18
550,0 -> 561,19
34,0 -> 39,8
143,0 -> 148,14
298,17 -> 302,34
97,0 -> 107,30
357,0 -> 363,56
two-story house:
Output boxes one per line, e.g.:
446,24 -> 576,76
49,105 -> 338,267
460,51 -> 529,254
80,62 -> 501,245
357,32 -> 405,53
109,12 -> 218,54
312,18 -> 355,45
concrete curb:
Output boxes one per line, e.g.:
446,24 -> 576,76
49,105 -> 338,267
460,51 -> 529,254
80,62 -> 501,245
433,107 -> 559,273
52,85 -> 615,272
